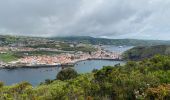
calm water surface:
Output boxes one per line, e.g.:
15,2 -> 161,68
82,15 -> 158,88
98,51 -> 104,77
0,60 -> 124,86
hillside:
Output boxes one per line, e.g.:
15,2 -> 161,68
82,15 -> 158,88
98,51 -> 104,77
1,35 -> 170,46
52,36 -> 170,46
123,45 -> 170,60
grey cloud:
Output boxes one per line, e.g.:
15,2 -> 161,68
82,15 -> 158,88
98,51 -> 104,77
0,0 -> 169,39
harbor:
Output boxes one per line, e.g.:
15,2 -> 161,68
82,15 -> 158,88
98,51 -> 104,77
0,45 -> 131,85
0,47 -> 122,69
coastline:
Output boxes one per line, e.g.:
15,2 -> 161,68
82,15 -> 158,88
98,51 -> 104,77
0,47 -> 124,69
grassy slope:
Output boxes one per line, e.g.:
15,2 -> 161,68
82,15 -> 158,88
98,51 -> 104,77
0,52 -> 19,63
123,45 -> 170,60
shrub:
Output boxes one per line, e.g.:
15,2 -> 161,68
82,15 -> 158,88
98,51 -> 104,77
0,82 -> 4,88
56,68 -> 78,81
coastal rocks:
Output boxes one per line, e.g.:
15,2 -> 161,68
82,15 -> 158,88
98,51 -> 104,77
0,61 -> 9,69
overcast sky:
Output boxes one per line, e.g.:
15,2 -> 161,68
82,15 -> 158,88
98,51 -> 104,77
0,0 -> 170,40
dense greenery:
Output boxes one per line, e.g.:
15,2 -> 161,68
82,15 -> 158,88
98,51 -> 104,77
56,68 -> 78,81
1,55 -> 170,99
123,45 -> 170,60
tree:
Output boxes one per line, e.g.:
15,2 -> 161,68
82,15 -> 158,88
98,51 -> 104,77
56,68 -> 78,81
0,82 -> 4,88
45,79 -> 53,84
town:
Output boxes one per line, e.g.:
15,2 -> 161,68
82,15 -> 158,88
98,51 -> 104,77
0,35 -> 121,68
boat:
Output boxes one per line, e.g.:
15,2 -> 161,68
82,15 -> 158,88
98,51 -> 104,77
118,46 -> 123,48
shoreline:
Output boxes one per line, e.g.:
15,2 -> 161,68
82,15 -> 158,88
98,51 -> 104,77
0,58 -> 123,69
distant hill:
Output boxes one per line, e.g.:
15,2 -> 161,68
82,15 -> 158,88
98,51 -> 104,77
51,36 -> 170,46
123,45 -> 170,60
1,35 -> 170,46
0,35 -> 46,46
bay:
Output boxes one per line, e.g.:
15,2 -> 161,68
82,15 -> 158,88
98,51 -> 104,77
0,60 -> 124,86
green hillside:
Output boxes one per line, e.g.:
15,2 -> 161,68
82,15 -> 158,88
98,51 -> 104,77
52,36 -> 170,46
1,35 -> 170,46
123,45 -> 170,60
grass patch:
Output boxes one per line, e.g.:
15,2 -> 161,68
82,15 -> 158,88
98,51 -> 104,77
0,53 -> 19,63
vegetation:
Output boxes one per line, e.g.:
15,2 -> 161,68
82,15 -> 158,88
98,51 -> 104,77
0,52 -> 19,63
52,36 -> 170,46
56,68 -> 78,81
0,35 -> 41,45
0,55 -> 170,99
123,45 -> 170,60
1,35 -> 170,46
14,51 -> 64,56
26,44 -> 58,49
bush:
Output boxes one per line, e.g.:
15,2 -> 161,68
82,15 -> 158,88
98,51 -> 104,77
56,68 -> 78,81
0,82 -> 4,88
44,79 -> 54,84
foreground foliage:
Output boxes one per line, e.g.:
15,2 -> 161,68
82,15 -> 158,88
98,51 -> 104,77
1,55 -> 170,100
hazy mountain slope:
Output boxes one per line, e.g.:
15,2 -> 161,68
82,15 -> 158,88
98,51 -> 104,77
52,36 -> 170,46
123,45 -> 170,60
1,35 -> 170,46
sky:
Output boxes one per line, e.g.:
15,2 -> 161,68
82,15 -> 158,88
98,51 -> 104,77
0,0 -> 170,40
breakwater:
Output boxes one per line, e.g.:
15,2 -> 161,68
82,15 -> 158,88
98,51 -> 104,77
0,58 -> 123,69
